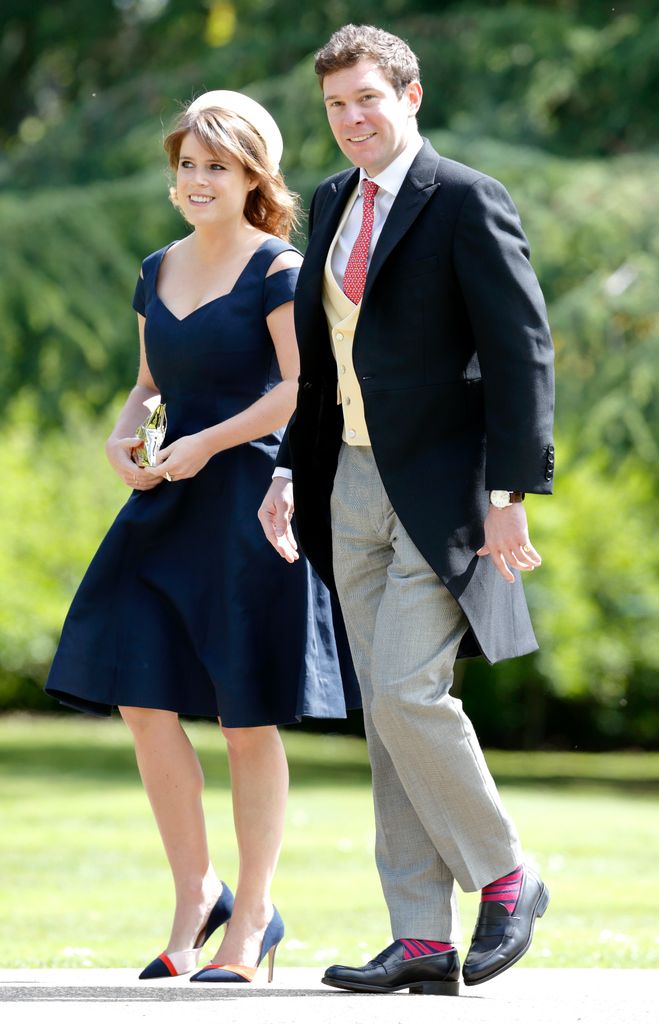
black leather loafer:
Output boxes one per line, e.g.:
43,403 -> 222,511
462,866 -> 549,986
322,941 -> 460,995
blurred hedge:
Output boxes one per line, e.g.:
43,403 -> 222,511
3,133 -> 656,467
1,1 -> 658,746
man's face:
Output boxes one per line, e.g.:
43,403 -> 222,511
322,58 -> 422,178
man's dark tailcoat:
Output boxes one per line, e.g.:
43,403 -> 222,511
278,139 -> 555,663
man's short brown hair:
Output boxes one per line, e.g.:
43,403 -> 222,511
314,24 -> 420,96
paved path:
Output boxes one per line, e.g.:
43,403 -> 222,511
0,968 -> 655,1023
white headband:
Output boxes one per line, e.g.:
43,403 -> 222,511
187,90 -> 283,174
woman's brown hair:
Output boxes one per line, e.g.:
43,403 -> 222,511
164,106 -> 299,241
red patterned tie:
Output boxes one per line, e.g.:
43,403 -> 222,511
343,179 -> 380,304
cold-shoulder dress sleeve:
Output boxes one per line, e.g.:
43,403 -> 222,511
44,235 -> 359,726
132,272 -> 146,316
263,267 -> 299,317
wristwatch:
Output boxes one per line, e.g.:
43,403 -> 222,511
489,490 -> 525,509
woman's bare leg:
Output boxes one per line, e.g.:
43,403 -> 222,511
209,724 -> 288,966
119,706 -> 223,951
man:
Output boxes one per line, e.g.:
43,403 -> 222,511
259,24 -> 554,995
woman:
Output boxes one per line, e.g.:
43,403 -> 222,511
46,91 -> 358,984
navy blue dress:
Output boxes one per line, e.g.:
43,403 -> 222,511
46,237 -> 359,726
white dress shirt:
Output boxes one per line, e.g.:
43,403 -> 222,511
274,132 -> 424,480
331,132 -> 424,288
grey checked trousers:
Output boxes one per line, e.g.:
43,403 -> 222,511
331,444 -> 522,941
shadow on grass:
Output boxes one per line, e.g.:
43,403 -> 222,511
2,716 -> 658,794
484,773 -> 659,794
2,742 -> 659,794
0,742 -> 373,788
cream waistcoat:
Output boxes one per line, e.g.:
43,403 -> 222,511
322,187 -> 371,446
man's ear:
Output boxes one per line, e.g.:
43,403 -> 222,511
406,81 -> 423,116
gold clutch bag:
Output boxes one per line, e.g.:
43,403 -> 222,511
133,403 -> 167,467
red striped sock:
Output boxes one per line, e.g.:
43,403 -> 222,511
481,865 -> 524,913
400,938 -> 454,960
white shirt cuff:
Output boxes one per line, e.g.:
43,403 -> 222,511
272,467 -> 293,480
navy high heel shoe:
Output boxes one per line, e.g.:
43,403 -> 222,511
139,882 -> 235,979
190,906 -> 285,983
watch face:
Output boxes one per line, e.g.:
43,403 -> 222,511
490,490 -> 511,508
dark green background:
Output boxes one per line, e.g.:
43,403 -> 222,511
1,1 -> 657,748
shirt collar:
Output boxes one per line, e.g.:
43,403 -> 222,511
358,132 -> 424,198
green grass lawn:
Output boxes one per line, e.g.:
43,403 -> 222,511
1,715 -> 657,970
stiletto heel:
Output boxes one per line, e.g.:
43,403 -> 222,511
190,906 -> 285,983
139,882 -> 234,980
267,941 -> 278,983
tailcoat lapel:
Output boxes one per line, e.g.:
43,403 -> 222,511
295,168 -> 359,378
299,168 -> 360,300
361,140 -> 441,307
296,141 -> 441,372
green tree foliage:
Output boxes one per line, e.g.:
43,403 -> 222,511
1,1 -> 657,745
531,454 -> 659,738
4,2 -> 657,191
1,0 -> 434,176
0,398 -> 126,710
0,174 -> 180,423
5,132 -> 657,469
420,134 -> 659,474
461,451 -> 659,750
410,6 -> 659,156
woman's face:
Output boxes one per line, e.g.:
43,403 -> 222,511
175,131 -> 255,227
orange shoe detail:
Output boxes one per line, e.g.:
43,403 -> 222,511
205,963 -> 257,982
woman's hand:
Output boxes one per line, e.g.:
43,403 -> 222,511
144,433 -> 213,483
105,436 -> 163,491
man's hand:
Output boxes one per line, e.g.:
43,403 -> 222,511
477,504 -> 541,583
258,478 -> 299,563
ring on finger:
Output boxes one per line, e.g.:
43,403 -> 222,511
522,544 -> 531,553
164,471 -> 173,482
